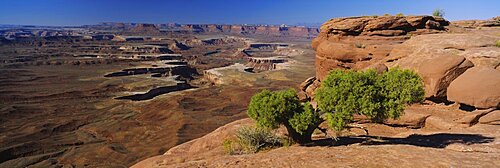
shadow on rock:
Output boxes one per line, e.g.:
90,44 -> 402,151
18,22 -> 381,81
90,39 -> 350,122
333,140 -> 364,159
306,133 -> 494,148
116,83 -> 196,101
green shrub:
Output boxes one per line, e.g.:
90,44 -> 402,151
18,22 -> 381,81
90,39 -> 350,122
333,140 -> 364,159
280,137 -> 294,147
433,9 -> 445,17
246,69 -> 423,144
248,89 -> 301,129
222,139 -> 236,155
235,126 -> 282,153
247,89 -> 322,143
316,68 -> 424,131
396,13 -> 404,17
288,102 -> 320,135
355,43 -> 365,48
495,40 -> 500,47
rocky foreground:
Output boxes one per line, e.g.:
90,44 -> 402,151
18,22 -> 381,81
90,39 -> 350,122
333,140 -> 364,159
134,15 -> 500,167
133,104 -> 499,168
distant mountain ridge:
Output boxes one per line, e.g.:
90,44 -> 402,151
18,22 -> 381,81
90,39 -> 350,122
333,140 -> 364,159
83,22 -> 319,37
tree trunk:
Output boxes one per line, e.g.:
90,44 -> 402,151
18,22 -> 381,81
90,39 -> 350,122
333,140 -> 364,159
284,120 -> 323,144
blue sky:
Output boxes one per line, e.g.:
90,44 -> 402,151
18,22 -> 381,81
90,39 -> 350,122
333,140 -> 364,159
0,0 -> 498,26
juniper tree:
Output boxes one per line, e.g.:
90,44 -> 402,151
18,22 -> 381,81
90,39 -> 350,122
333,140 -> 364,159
247,69 -> 424,144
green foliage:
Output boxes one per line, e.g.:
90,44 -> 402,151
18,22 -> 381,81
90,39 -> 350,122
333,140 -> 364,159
288,102 -> 320,135
495,40 -> 500,47
280,137 -> 294,147
316,68 -> 424,131
316,70 -> 380,131
375,68 -> 425,121
222,139 -> 236,155
235,126 -> 282,153
247,89 -> 321,143
396,13 -> 404,17
383,14 -> 391,17
433,9 -> 445,17
247,89 -> 301,129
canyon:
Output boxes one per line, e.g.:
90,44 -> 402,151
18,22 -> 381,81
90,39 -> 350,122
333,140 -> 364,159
134,15 -> 500,168
1,13 -> 499,168
0,22 -> 315,167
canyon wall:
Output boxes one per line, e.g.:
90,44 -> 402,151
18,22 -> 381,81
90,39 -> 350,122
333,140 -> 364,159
180,24 -> 318,37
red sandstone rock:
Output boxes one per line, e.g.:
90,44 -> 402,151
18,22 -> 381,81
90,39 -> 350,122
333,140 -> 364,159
312,15 -> 448,81
385,33 -> 499,99
385,109 -> 431,128
478,110 -> 500,125
447,67 -> 500,109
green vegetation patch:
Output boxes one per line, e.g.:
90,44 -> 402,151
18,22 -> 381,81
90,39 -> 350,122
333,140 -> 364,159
240,68 -> 424,148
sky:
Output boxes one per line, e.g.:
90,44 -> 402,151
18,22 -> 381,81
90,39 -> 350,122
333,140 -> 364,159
0,0 -> 499,26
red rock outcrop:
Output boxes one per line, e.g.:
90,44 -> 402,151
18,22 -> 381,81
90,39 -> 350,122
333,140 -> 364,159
452,16 -> 500,28
385,33 -> 499,100
312,15 -> 448,81
306,16 -> 499,105
246,56 -> 287,71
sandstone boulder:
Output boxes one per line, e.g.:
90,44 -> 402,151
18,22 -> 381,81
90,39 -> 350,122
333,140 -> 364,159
425,116 -> 456,130
478,110 -> 500,125
304,80 -> 321,99
393,54 -> 473,99
388,33 -> 500,69
454,109 -> 495,126
363,63 -> 388,74
299,77 -> 316,91
386,33 -> 500,99
447,67 -> 500,109
297,91 -> 309,102
385,109 -> 431,128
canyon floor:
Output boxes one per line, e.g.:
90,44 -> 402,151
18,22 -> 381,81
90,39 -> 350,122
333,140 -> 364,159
0,32 -> 315,167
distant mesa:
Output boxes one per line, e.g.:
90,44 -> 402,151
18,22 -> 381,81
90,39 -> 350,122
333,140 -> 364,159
179,24 -> 318,37
451,16 -> 500,28
131,24 -> 160,32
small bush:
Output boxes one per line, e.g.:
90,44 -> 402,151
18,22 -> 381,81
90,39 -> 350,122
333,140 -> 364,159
396,13 -> 404,17
247,89 -> 301,129
235,126 -> 282,153
247,89 -> 322,144
280,137 -> 294,148
222,139 -> 236,155
495,40 -> 500,47
433,9 -> 445,17
355,43 -> 365,48
383,14 -> 391,17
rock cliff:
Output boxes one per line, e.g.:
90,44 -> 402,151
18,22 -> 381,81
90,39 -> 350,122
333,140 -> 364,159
303,15 -> 500,109
312,15 -> 448,81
